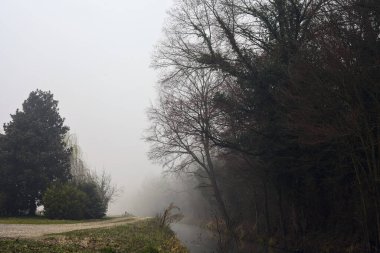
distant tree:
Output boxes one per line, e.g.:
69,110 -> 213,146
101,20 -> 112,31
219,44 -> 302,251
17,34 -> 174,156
2,90 -> 71,215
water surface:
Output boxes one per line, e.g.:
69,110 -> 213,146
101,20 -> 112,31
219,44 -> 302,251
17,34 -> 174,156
171,223 -> 217,253
171,223 -> 289,253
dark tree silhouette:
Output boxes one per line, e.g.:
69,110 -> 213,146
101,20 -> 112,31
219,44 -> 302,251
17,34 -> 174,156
150,0 -> 380,252
1,90 -> 71,215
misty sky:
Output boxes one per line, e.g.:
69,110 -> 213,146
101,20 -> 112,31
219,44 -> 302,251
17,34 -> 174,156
0,0 -> 173,214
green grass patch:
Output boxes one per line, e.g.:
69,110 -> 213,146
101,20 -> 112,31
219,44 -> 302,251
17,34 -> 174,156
0,216 -> 112,225
0,219 -> 188,253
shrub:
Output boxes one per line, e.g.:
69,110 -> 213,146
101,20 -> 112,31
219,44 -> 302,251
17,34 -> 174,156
156,203 -> 184,228
43,182 -> 107,220
43,183 -> 87,220
77,181 -> 106,219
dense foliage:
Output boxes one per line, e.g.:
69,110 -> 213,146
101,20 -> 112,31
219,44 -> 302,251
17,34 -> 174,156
43,182 -> 107,220
43,183 -> 88,220
147,0 -> 380,252
0,90 -> 71,216
77,181 -> 107,219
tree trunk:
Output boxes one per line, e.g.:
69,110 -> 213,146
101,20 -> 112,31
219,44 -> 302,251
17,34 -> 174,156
263,180 -> 271,235
277,185 -> 287,238
203,135 -> 236,241
28,198 -> 36,216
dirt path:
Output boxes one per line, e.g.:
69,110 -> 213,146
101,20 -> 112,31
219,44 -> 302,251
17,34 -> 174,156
0,217 -> 146,238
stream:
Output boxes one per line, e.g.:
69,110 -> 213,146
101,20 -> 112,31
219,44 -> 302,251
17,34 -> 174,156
171,223 -> 289,253
171,223 -> 217,253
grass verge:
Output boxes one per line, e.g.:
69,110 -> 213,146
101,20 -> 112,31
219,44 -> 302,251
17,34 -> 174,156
0,219 -> 188,253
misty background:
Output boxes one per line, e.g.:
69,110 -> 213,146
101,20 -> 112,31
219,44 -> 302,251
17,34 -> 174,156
0,0 -> 201,217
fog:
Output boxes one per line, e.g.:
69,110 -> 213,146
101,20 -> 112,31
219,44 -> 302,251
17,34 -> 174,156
122,174 -> 212,222
0,0 -> 184,215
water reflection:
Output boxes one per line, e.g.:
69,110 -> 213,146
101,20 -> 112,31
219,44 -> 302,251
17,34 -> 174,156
171,223 -> 217,253
171,223 -> 289,253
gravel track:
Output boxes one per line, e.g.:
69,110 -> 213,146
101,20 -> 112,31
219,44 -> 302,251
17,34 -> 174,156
0,217 -> 145,238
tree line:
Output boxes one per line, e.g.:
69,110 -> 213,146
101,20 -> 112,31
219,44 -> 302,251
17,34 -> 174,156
0,90 -> 116,219
146,0 -> 380,252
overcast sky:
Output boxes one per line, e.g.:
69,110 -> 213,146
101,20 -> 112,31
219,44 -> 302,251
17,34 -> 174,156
0,0 -> 173,214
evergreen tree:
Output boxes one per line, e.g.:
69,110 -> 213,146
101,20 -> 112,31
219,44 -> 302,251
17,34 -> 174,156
2,90 -> 71,215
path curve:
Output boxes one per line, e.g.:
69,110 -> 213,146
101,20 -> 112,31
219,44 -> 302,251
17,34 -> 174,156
0,217 -> 146,238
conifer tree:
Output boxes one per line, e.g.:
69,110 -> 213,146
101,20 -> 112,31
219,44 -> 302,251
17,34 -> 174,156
2,90 -> 71,215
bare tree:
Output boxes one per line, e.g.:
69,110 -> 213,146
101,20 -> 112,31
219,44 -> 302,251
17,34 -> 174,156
95,170 -> 119,206
153,0 -> 325,81
145,69 -> 236,237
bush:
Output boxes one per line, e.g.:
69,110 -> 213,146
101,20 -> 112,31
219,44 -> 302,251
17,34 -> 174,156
77,181 -> 106,219
43,183 -> 88,220
43,182 -> 107,220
